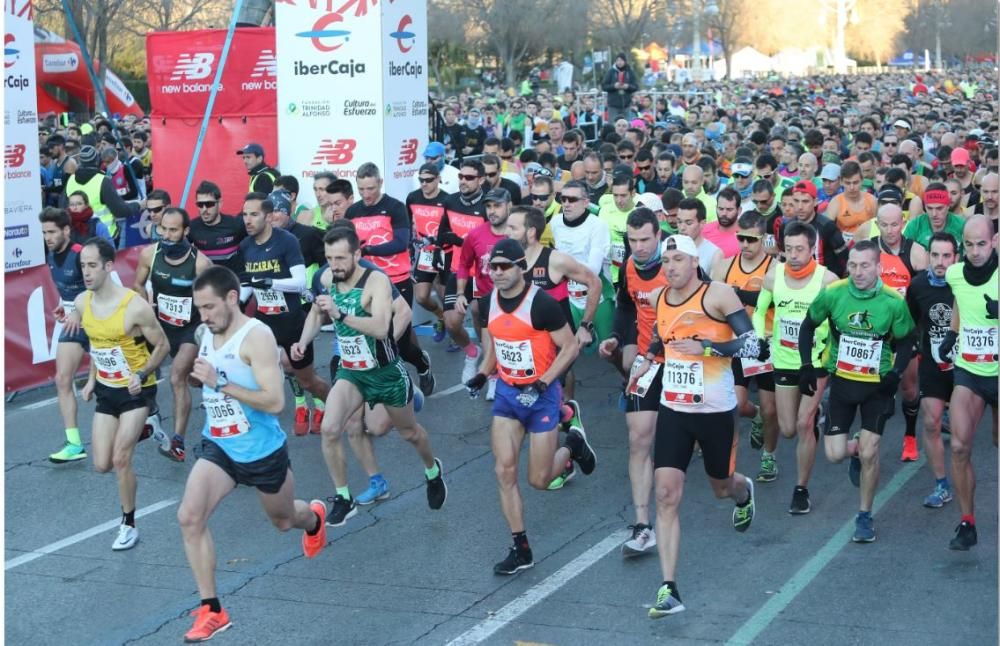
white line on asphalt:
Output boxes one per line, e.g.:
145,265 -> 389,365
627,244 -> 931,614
445,529 -> 629,646
5,498 -> 179,571
429,383 -> 467,399
17,378 -> 165,411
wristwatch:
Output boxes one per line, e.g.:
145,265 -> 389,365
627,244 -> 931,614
337,310 -> 348,322
135,370 -> 147,383
701,339 -> 713,357
213,371 -> 229,392
580,320 -> 595,334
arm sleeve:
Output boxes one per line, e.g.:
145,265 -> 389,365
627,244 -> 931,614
271,264 -> 306,293
437,212 -> 463,247
457,232 -> 475,279
706,309 -> 762,358
752,287 -> 773,336
586,219 -> 611,277
735,288 -> 759,307
611,269 -> 637,343
798,315 -> 819,367
892,332 -> 916,373
365,227 -> 410,256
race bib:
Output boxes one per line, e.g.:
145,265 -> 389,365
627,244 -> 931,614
91,346 -> 132,384
959,325 -> 999,364
204,392 -> 250,438
741,356 -> 774,376
416,247 -> 437,273
835,336 -> 882,378
627,356 -> 661,398
841,230 -> 854,245
339,335 -> 377,371
157,293 -> 192,326
929,332 -> 954,371
568,279 -> 589,309
254,288 -> 288,315
60,298 -> 76,315
661,359 -> 704,405
494,339 -> 537,379
777,316 -> 801,349
610,242 -> 626,266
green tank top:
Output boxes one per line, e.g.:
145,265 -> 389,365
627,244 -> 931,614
946,263 -> 998,377
771,263 -> 829,370
332,269 -> 397,370
311,205 -> 330,231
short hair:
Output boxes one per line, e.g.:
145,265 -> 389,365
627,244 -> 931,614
717,187 -> 741,206
751,178 -> 774,195
885,167 -> 907,185
626,207 -> 659,233
323,221 -> 360,252
561,179 -> 588,195
562,131 -> 581,146
857,151 -> 878,166
161,207 -> 191,228
83,237 -> 116,264
890,153 -> 912,169
854,131 -> 873,146
484,136 -> 501,148
313,171 -> 337,184
195,180 -> 222,199
783,220 -> 817,247
611,173 -> 634,190
68,190 -> 90,205
755,153 -> 778,170
482,154 -> 501,168
38,206 -> 70,229
840,160 -> 862,180
928,231 -> 959,255
804,129 -> 824,147
662,188 -> 684,211
275,175 -> 299,195
532,175 -> 554,192
460,159 -> 485,177
678,197 -> 706,221
244,192 -> 272,214
146,188 -> 171,204
519,149 -> 538,164
538,151 -> 557,168
193,265 -> 241,299
500,138 -> 516,153
737,210 -> 766,234
132,130 -> 148,142
327,179 -> 353,199
356,162 -> 381,181
616,141 -> 636,155
514,205 -> 547,242
926,181 -> 948,194
656,151 -> 677,165
851,238 -> 880,260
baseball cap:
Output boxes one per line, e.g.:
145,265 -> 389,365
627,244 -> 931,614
661,234 -> 699,258
268,189 -> 292,215
876,184 -> 904,203
950,147 -> 971,167
237,142 -> 265,156
418,162 -> 440,177
636,193 -> 664,212
489,238 -> 526,265
731,158 -> 754,177
422,141 -> 446,158
792,179 -> 818,199
484,187 -> 511,204
820,163 -> 841,181
892,119 -> 912,131
523,162 -> 546,177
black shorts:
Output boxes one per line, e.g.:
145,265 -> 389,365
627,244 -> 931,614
626,362 -> 663,413
827,376 -> 892,436
413,250 -> 452,284
199,439 -> 290,494
732,360 -> 776,392
918,360 -> 954,401
263,315 -> 313,370
163,323 -> 198,358
443,273 -> 474,311
654,405 -> 737,480
954,367 -> 999,408
58,326 -> 90,350
394,277 -> 415,307
95,383 -> 157,418
773,368 -> 800,387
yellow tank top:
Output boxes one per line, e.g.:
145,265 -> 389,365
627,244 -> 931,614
82,290 -> 154,388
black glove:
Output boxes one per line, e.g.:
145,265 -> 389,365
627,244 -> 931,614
465,373 -> 487,398
798,363 -> 818,397
939,329 -> 958,362
249,276 -> 273,290
985,294 -> 998,320
879,369 -> 901,396
757,338 -> 771,363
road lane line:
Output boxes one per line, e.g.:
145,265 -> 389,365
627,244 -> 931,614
446,529 -> 629,646
725,459 -> 924,646
16,377 -> 165,412
429,383 -> 467,399
5,498 -> 179,571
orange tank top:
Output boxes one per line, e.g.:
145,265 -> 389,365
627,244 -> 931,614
655,282 -> 736,413
832,193 -> 877,242
724,254 -> 774,332
626,258 -> 669,360
487,284 -> 557,385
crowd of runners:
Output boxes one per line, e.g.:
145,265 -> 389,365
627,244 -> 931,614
34,69 -> 997,640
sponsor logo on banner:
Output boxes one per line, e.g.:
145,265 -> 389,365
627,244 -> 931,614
4,33 -> 30,89
343,99 -> 376,116
388,60 -> 422,78
5,143 -> 31,178
311,139 -> 357,166
16,108 -> 34,124
389,15 -> 416,53
5,224 -> 29,239
171,52 -> 215,80
297,13 -> 352,52
251,49 -> 277,77
42,52 -> 78,73
397,139 -> 418,166
384,101 -> 406,118
293,59 -> 365,77
411,99 -> 428,116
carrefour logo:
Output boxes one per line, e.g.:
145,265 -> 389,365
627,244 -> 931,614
389,15 -> 415,54
4,34 -> 19,68
297,13 -> 351,52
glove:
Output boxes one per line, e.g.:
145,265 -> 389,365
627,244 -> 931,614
465,373 -> 487,398
757,338 -> 771,363
985,294 -> 998,320
879,369 -> 901,396
938,329 -> 958,362
798,363 -> 818,397
250,276 -> 273,290
301,290 -> 315,304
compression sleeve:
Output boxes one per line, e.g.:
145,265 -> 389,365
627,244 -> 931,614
437,213 -> 464,247
798,315 -> 818,367
735,288 -> 759,307
706,309 -> 761,358
753,288 -> 773,337
271,264 -> 306,293
892,332 -> 916,374
365,227 -> 410,256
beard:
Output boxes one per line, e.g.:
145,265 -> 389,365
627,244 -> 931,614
330,261 -> 356,283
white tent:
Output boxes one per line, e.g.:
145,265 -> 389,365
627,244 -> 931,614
713,46 -> 773,78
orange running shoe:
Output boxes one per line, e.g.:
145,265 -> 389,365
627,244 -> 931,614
310,408 -> 324,435
900,435 -> 918,462
302,499 -> 328,559
293,406 -> 309,436
184,605 -> 232,643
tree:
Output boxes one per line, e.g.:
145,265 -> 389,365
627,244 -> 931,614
463,0 -> 561,87
705,0 -> 752,80
593,0 -> 664,56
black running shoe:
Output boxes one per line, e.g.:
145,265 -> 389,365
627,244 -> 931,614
789,486 -> 811,515
949,521 -> 977,551
325,495 -> 357,527
566,427 -> 597,475
426,458 -> 447,510
493,545 -> 534,575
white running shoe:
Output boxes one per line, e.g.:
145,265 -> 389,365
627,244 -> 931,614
112,524 -> 139,551
461,346 -> 481,384
621,523 -> 657,557
147,413 -> 168,452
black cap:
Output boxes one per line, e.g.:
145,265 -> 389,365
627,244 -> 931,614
876,184 -> 904,204
489,238 -> 525,265
484,187 -> 511,204
237,142 -> 265,156
418,162 -> 440,177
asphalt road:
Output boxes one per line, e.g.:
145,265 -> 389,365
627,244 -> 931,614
5,328 -> 998,645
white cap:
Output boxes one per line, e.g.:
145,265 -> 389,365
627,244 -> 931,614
820,163 -> 841,181
636,192 -> 664,212
893,119 -> 912,130
661,234 -> 699,258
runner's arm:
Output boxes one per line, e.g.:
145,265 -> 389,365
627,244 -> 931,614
702,284 -> 762,358
392,294 -> 412,342
557,251 -> 602,324
752,287 -> 773,337
269,264 -> 306,293
131,299 -> 170,377
909,243 -> 929,272
798,316 -> 818,367
541,323 -> 580,385
610,268 -> 637,345
219,325 -> 285,414
343,272 -> 394,340
131,246 -> 153,298
297,299 -> 324,348
364,205 -> 410,256
436,213 -> 464,247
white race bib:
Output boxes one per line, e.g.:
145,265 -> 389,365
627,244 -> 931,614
611,242 -> 626,266
494,338 -> 537,379
835,336 -> 882,378
627,356 -> 661,397
959,325 -> 998,364
777,316 -> 801,349
741,356 -> 774,376
157,293 -> 192,326
929,332 -> 954,371
60,298 -> 76,315
91,346 -> 132,384
254,288 -> 288,315
661,359 -> 704,405
204,392 -> 250,438
339,334 -> 377,371
416,247 -> 436,273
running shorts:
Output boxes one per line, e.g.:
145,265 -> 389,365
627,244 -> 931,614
654,405 -> 737,480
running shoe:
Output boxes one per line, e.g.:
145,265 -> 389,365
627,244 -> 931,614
302,499 -> 328,559
815,400 -> 828,439
159,435 -> 186,462
293,405 -> 310,436
325,495 -> 357,527
446,342 -> 462,353
852,512 -> 876,543
733,479 -> 755,532
485,376 -> 497,402
546,462 -> 576,490
49,442 -> 87,463
749,406 -> 764,450
310,408 -> 324,435
413,388 -> 425,413
789,486 -> 811,515
418,350 -> 435,396
426,458 -> 447,510
111,524 -> 139,551
756,452 -> 777,483
148,412 -> 168,449
949,521 -> 977,551
848,432 -> 861,487
432,319 -> 447,343
565,427 -> 597,475
184,605 -> 232,643
622,523 -> 657,557
493,545 -> 534,575
356,476 -> 391,505
566,399 -> 584,433
923,482 -> 953,508
461,346 -> 481,384
648,583 -> 685,618
900,435 -> 918,462
138,421 -> 154,442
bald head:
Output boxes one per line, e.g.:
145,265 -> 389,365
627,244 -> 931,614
798,152 -> 818,179
940,132 -> 958,149
876,203 -> 904,245
899,139 -> 918,160
964,213 -> 993,239
682,164 -> 704,197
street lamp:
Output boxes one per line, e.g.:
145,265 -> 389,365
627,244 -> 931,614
692,0 -> 718,81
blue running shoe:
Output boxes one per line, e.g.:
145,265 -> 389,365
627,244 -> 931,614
356,476 -> 390,506
852,512 -> 876,543
432,319 -> 447,343
413,387 -> 425,413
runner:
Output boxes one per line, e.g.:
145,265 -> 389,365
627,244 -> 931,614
632,234 -> 762,617
464,238 -> 595,575
780,180 -> 850,277
240,192 -> 331,435
711,210 -> 779,483
798,239 -> 916,543
296,225 -> 447,526
940,214 -> 998,550
906,232 -> 959,508
675,198 -> 723,275
75,238 -> 169,550
701,187 -> 742,258
826,161 -> 878,245
132,207 -> 213,461
903,182 -> 966,250
187,181 -> 247,276
754,221 -> 838,514
598,208 -> 668,556
406,162 -> 451,342
964,172 -> 997,233
296,171 -> 336,229
599,171 -> 637,284
178,266 -> 328,642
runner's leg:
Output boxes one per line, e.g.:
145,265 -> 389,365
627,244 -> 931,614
320,379 -> 365,489
627,411 -> 657,525
55,342 -> 85,433
177,458 -> 237,600
492,416 -> 527,532
258,469 -> 322,532
949,386 -> 986,517
170,343 -> 198,439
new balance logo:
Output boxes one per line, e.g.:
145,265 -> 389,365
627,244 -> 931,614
311,139 -> 357,166
5,144 -> 25,167
397,138 -> 418,166
170,52 -> 215,81
250,49 -> 277,78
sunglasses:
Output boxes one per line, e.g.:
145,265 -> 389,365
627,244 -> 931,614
530,193 -> 551,202
148,205 -> 165,214
752,198 -> 771,206
560,195 -> 583,204
196,201 -> 217,209
489,261 -> 516,272
636,164 -> 652,171
485,171 -> 499,178
418,176 -> 438,184
736,234 -> 762,243
619,154 -> 634,160
458,173 -> 481,181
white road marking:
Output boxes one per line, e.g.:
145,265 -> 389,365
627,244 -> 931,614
445,529 -> 629,646
16,377 -> 165,411
429,383 -> 467,399
5,498 -> 179,570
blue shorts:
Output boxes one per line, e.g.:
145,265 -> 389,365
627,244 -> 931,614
492,379 -> 563,433
58,325 -> 89,350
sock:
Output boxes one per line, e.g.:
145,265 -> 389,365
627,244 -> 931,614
858,510 -> 871,519
663,580 -> 681,599
512,530 -> 530,551
738,482 -> 752,506
173,433 -> 184,444
463,343 -> 478,359
306,511 -> 322,535
201,597 -> 222,613
560,404 -> 574,424
122,509 -> 136,527
313,397 -> 325,410
794,485 -> 808,493
287,374 -> 304,399
65,427 -> 82,445
903,399 -> 919,437
294,395 -> 306,408
336,486 -> 351,500
424,461 -> 440,480
936,477 -> 949,488
962,514 -> 976,526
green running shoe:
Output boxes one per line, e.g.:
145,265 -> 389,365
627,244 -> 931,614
648,583 -> 685,618
733,479 -> 755,532
547,462 -> 576,490
49,442 -> 87,463
756,452 -> 777,482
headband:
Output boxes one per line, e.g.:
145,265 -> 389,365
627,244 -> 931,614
923,189 -> 950,206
